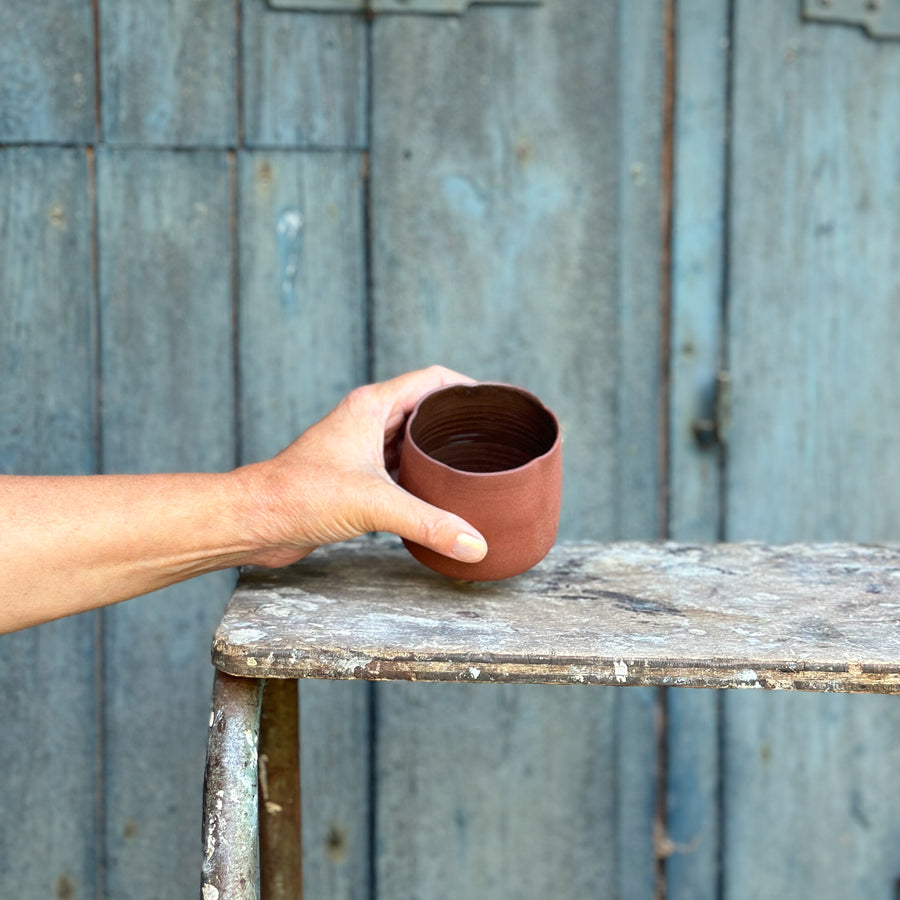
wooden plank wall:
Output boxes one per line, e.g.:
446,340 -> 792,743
666,4 -> 900,900
1,1 -> 899,898
369,3 -> 665,896
721,2 -> 900,898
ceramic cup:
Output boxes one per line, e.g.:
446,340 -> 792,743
398,382 -> 562,581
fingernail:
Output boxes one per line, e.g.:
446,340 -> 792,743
452,533 -> 488,563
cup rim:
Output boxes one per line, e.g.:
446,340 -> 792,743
404,381 -> 561,477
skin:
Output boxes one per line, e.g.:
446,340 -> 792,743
0,366 -> 488,634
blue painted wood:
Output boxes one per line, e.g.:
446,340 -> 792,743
96,149 -> 236,898
369,3 -> 665,895
9,3 -> 900,898
371,1 -> 661,545
668,0 -> 728,544
100,0 -> 236,146
238,150 -> 366,461
615,7 -> 667,894
237,149 -> 371,899
0,148 -> 99,898
0,0 -> 94,142
665,3 -> 729,898
241,0 -> 367,149
376,682 -> 623,897
723,2 -> 900,897
617,0 -> 666,544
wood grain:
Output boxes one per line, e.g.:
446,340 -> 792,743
241,0 -> 367,149
238,150 -> 366,461
368,4 -> 665,896
214,538 -> 900,690
370,2 -> 627,539
0,0 -> 94,142
237,147 -> 371,900
96,149 -> 236,897
665,3 -> 730,896
99,0 -> 236,146
723,2 -> 900,897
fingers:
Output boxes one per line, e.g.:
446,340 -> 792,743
368,479 -> 487,564
376,365 -> 476,431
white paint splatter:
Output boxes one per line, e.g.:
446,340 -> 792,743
330,656 -> 374,677
468,667 -> 481,680
226,627 -> 267,644
202,884 -> 220,900
614,660 -> 629,683
276,207 -> 303,307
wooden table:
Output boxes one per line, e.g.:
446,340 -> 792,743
201,537 -> 900,898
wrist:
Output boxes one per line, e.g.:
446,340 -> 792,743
227,461 -> 310,568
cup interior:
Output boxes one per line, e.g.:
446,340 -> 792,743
408,384 -> 559,474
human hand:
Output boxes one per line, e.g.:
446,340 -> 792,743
233,366 -> 489,568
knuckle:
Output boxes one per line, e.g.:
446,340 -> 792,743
418,515 -> 446,550
342,383 -> 376,415
425,363 -> 451,381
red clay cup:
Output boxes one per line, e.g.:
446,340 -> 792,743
398,382 -> 562,581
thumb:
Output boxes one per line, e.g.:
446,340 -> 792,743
369,482 -> 488,563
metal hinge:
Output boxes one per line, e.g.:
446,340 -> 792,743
266,0 -> 539,13
803,0 -> 900,40
692,371 -> 732,449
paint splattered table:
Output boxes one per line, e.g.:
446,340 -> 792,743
201,536 -> 900,898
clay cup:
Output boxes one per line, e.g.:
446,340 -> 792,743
398,382 -> 562,581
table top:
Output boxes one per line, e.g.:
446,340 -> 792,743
212,536 -> 900,693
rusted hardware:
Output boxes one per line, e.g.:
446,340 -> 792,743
803,0 -> 900,39
258,680 -> 302,900
692,370 -> 731,448
266,0 -> 540,14
201,671 -> 264,900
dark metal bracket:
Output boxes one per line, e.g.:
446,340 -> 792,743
266,0 -> 539,13
803,0 -> 900,40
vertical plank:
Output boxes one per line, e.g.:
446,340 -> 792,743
0,148 -> 99,898
237,149 -> 371,900
0,0 -> 95,143
727,1 -> 900,544
100,0 -> 236,146
617,0 -> 666,542
668,0 -> 729,544
723,2 -> 900,897
724,692 -> 900,899
372,1 -> 628,540
238,150 -> 366,460
376,683 -> 619,897
241,0 -> 367,149
97,149 -> 235,898
616,5 -> 667,896
665,2 -> 730,898
370,4 -> 664,897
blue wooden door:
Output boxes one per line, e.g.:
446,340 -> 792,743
666,3 -> 900,899
1,2 -> 898,898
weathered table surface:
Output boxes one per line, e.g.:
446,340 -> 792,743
212,537 -> 900,693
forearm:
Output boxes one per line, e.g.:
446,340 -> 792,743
0,472 -> 261,633
0,367 -> 488,635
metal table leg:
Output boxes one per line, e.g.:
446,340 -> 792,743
258,679 -> 302,899
202,670 -> 264,899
